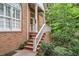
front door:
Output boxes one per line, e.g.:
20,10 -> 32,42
30,13 -> 36,32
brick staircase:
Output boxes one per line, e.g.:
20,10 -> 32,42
13,32 -> 46,56
24,32 -> 45,52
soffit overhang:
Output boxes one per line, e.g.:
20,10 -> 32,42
29,3 -> 44,12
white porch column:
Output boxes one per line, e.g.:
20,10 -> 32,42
27,3 -> 29,40
44,9 -> 46,24
35,3 -> 38,32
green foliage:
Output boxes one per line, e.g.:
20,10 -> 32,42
43,3 -> 79,56
70,39 -> 79,55
41,43 -> 57,56
54,46 -> 73,56
41,43 -> 73,56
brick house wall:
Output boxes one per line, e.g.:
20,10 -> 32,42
38,14 -> 44,31
0,3 -> 28,55
0,3 -> 51,55
43,32 -> 51,43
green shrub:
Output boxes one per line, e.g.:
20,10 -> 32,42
54,46 -> 73,56
70,39 -> 79,55
41,43 -> 73,56
41,43 -> 56,56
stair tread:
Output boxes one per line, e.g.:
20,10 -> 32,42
28,40 -> 42,44
27,42 -> 33,44
24,45 -> 40,49
30,34 -> 37,35
29,33 -> 37,35
29,39 -> 33,42
28,39 -> 34,42
25,45 -> 33,48
29,32 -> 37,33
27,42 -> 41,46
29,39 -> 33,40
37,47 -> 40,50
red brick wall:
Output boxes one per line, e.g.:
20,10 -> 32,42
43,32 -> 51,43
0,4 -> 28,55
38,15 -> 44,31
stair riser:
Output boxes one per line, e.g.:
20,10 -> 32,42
30,35 -> 37,37
24,48 -> 40,51
26,44 -> 41,47
24,48 -> 33,50
30,37 -> 35,39
30,35 -> 36,37
27,40 -> 41,44
29,37 -> 36,39
30,34 -> 37,36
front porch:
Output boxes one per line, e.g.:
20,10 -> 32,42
13,3 -> 51,56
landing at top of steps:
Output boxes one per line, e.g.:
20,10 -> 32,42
13,49 -> 37,56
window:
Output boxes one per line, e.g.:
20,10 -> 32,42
6,18 -> 11,29
13,8 -> 16,18
0,3 -> 21,31
16,10 -> 20,19
6,5 -> 11,17
0,17 -> 4,29
12,19 -> 16,28
0,4 -> 4,15
16,20 -> 20,28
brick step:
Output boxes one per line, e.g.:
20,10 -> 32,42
28,39 -> 42,44
24,47 -> 33,50
29,32 -> 37,34
30,35 -> 36,37
29,36 -> 36,38
29,34 -> 37,37
28,39 -> 33,42
30,37 -> 35,39
24,45 -> 33,50
29,38 -> 44,41
27,41 -> 41,47
29,34 -> 37,36
24,45 -> 40,51
27,42 -> 33,45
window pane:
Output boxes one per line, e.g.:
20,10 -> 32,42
6,5 -> 11,17
12,19 -> 16,28
16,10 -> 20,19
6,18 -> 11,29
0,17 -> 4,28
13,8 -> 16,18
16,20 -> 20,28
0,4 -> 4,15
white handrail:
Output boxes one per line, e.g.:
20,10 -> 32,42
33,24 -> 45,52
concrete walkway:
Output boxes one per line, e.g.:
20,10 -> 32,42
13,49 -> 36,56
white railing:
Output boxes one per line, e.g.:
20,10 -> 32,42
33,24 -> 45,52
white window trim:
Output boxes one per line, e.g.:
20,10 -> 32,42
0,3 -> 21,32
